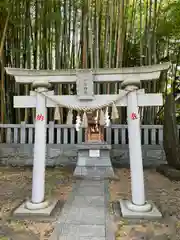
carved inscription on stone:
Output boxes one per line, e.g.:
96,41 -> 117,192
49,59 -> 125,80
76,70 -> 94,100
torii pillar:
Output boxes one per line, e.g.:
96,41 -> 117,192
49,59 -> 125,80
13,80 -> 58,217
119,80 -> 162,219
27,81 -> 50,208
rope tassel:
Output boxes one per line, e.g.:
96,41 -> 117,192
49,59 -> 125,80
82,112 -> 88,128
75,114 -> 81,131
54,106 -> 60,120
111,102 -> 119,120
66,109 -> 73,125
99,109 -> 104,126
105,107 -> 110,127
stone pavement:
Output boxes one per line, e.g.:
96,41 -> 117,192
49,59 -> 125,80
49,179 -> 114,240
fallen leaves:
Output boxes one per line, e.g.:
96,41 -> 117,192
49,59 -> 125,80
109,168 -> 178,239
0,166 -> 73,239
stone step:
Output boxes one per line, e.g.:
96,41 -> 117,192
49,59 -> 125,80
77,157 -> 111,167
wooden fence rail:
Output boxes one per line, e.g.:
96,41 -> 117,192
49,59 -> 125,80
0,121 -> 179,145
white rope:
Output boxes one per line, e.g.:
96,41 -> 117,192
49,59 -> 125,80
38,87 -> 136,111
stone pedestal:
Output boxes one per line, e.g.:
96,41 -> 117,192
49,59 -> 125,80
13,200 -> 59,219
119,200 -> 162,219
73,142 -> 115,179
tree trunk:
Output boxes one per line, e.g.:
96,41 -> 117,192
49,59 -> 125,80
163,93 -> 180,169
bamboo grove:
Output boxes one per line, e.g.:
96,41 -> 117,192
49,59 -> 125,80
0,0 -> 179,124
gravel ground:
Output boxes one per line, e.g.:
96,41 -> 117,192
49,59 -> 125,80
109,168 -> 180,239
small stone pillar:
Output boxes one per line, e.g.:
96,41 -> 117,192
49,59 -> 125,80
26,80 -> 51,210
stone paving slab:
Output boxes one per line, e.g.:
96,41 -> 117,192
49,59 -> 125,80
75,185 -> 105,196
74,166 -> 115,179
72,196 -> 105,207
59,237 -> 105,240
58,224 -> 105,237
65,206 -> 105,224
79,180 -> 105,186
49,179 -> 114,240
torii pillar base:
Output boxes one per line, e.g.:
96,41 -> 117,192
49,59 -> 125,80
119,200 -> 162,219
13,199 -> 59,220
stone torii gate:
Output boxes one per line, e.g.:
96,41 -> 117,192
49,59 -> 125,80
6,63 -> 169,218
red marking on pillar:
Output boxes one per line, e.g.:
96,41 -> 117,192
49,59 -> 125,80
36,114 -> 44,121
131,112 -> 138,120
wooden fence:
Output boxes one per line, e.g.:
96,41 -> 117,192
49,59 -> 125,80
0,121 -> 179,145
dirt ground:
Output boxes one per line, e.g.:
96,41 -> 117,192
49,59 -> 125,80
0,166 -> 74,240
1,167 -> 180,239
109,168 -> 180,239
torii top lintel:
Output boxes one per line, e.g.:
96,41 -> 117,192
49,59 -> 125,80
5,62 -> 170,84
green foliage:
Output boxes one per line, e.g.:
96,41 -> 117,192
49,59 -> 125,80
0,0 -> 180,123
160,1 -> 180,38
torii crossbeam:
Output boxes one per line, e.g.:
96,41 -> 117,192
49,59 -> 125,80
13,90 -> 163,108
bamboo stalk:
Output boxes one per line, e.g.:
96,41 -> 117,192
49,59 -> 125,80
0,0 -> 174,124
